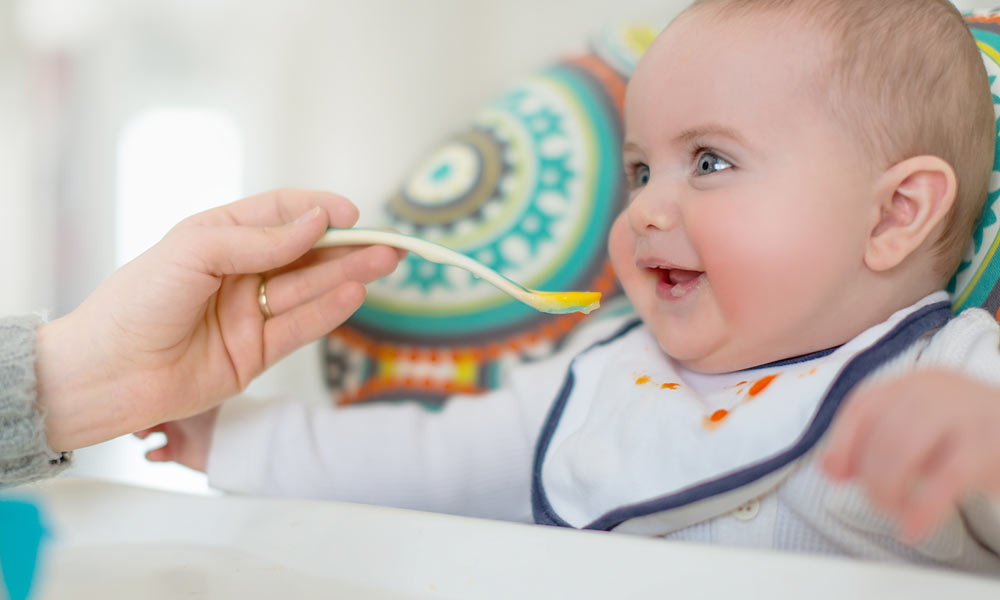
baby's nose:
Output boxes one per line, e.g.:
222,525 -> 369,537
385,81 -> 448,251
627,187 -> 679,233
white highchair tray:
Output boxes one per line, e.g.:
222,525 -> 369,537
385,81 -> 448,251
9,478 -> 1000,599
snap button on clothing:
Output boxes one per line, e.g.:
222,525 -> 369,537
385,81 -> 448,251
732,499 -> 760,521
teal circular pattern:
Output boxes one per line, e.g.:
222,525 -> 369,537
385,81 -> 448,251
348,59 -> 626,344
387,129 -> 511,227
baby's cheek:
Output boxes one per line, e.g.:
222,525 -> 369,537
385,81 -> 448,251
694,211 -> 802,327
608,214 -> 640,293
607,214 -> 631,267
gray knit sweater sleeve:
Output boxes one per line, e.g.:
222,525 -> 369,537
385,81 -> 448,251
0,315 -> 70,486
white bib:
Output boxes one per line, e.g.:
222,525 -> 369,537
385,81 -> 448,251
532,293 -> 952,535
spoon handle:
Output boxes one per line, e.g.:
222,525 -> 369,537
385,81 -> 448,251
314,228 -> 600,314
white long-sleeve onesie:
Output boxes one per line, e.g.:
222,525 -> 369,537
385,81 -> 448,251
208,311 -> 628,522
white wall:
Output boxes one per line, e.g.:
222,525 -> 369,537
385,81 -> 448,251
956,1 -> 992,11
0,3 -> 53,317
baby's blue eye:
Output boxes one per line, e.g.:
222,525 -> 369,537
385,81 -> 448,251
694,151 -> 732,176
634,164 -> 650,187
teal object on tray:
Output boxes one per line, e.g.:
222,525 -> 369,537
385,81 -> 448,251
0,499 -> 48,600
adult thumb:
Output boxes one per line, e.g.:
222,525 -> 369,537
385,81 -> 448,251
183,206 -> 328,276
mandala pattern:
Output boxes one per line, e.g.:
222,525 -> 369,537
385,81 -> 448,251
324,50 -> 633,405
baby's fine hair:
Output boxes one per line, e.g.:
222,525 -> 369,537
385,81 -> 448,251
686,0 -> 995,278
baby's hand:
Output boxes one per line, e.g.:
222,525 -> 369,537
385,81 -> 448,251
135,407 -> 219,473
821,369 -> 1000,543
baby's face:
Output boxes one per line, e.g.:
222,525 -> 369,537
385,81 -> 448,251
610,9 -> 880,373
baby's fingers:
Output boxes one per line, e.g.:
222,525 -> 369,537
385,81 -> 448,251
821,384 -> 894,481
144,444 -> 175,463
897,441 -> 968,543
133,425 -> 164,440
858,404 -> 950,514
135,424 -> 177,462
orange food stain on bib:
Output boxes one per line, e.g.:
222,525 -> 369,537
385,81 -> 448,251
709,409 -> 729,422
661,382 -> 680,390
704,409 -> 730,429
635,375 -> 651,385
748,374 -> 778,396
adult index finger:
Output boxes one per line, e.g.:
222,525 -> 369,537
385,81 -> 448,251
188,189 -> 361,229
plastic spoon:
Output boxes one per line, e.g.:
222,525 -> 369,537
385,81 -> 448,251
314,228 -> 601,315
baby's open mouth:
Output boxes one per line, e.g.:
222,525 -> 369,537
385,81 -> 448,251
650,267 -> 705,298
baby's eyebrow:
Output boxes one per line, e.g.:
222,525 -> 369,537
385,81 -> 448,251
675,122 -> 749,148
622,123 -> 752,157
622,141 -> 643,156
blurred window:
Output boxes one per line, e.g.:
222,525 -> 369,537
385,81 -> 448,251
116,107 -> 243,266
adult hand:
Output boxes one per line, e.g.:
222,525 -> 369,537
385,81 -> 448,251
34,189 -> 402,452
821,369 -> 1000,543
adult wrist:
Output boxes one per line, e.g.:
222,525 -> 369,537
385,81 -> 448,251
34,312 -> 119,451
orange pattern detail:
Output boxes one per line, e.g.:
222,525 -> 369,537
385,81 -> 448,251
966,15 -> 1000,25
566,55 -> 627,118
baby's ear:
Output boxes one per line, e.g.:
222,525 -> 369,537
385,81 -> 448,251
864,156 -> 956,272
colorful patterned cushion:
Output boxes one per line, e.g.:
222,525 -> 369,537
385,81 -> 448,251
950,12 -> 1000,317
322,32 -> 653,406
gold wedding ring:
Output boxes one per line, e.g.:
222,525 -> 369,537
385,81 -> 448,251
257,278 -> 274,319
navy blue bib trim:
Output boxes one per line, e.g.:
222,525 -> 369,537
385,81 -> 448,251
530,317 -> 644,528
531,301 -> 953,530
742,345 -> 841,371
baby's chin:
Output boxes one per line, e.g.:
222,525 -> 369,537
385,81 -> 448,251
672,355 -> 747,375
658,340 -> 732,374
661,338 -> 770,375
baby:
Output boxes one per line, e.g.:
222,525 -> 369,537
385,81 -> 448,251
142,0 -> 1000,574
